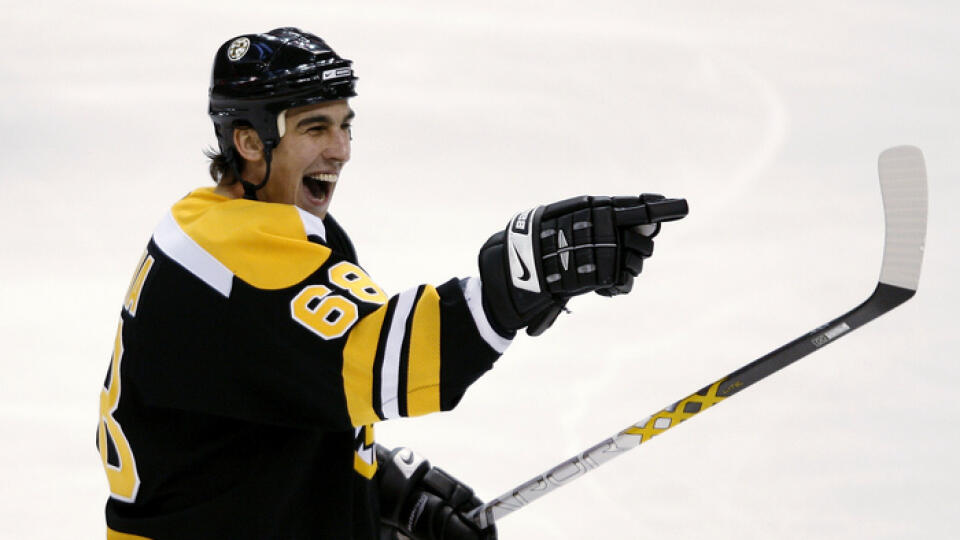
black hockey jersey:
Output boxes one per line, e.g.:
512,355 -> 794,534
97,188 -> 511,539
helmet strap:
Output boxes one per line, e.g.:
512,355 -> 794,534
240,144 -> 275,201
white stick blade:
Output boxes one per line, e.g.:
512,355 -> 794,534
877,145 -> 927,291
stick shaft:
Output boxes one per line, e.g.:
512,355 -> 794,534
471,284 -> 911,528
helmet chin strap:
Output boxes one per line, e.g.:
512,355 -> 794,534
240,114 -> 285,201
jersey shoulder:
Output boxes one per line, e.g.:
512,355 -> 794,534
159,187 -> 332,291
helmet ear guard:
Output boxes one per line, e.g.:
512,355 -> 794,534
207,27 -> 357,199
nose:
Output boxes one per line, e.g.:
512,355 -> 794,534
322,128 -> 351,163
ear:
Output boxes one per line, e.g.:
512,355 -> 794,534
233,127 -> 265,162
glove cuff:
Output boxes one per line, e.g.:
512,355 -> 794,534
478,230 -> 567,335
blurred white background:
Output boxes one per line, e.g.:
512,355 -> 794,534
1,1 -> 957,538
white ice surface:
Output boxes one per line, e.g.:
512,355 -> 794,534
2,1 -> 958,539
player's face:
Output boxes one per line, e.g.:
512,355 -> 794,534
260,100 -> 353,219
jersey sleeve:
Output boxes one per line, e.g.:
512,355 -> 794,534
125,190 -> 510,431
340,275 -> 509,426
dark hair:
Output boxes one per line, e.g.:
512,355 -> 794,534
203,147 -> 244,184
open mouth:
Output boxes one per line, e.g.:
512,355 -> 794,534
303,173 -> 337,204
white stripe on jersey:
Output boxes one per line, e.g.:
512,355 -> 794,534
462,276 -> 513,354
296,207 -> 327,242
380,287 -> 418,419
153,211 -> 234,297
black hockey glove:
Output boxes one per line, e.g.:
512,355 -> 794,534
377,446 -> 496,540
478,194 -> 688,336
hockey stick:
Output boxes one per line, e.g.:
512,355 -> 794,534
469,146 -> 928,529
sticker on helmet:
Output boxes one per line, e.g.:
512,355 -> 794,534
227,37 -> 251,62
322,67 -> 353,80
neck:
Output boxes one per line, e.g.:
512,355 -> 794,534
215,180 -> 245,199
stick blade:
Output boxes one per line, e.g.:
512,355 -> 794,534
877,145 -> 927,292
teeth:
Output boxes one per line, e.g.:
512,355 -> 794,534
306,173 -> 338,183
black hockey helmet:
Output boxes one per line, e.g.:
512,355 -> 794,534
208,27 -> 357,198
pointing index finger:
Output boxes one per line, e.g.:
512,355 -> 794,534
613,197 -> 689,227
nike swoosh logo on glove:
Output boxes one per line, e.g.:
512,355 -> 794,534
514,245 -> 531,281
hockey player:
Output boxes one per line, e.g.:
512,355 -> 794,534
96,28 -> 686,540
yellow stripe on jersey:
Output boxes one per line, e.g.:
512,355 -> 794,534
171,188 -> 331,290
353,424 -> 377,479
343,304 -> 389,426
107,528 -> 152,540
406,286 -> 442,416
